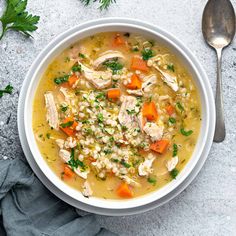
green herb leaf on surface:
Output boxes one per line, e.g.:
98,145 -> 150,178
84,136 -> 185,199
147,177 -> 156,185
170,168 -> 179,179
0,84 -> 13,98
167,64 -> 175,72
80,0 -> 116,10
0,0 -> 40,40
60,121 -> 74,128
172,143 -> 178,157
54,75 -> 69,85
103,59 -> 123,74
141,48 -> 155,61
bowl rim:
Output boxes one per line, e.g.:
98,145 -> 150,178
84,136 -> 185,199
22,17 -> 215,210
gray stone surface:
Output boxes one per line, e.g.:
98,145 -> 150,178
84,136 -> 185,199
0,0 -> 235,235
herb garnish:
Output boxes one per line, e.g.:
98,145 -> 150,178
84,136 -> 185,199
176,102 -> 184,112
0,0 -> 40,40
103,59 -> 123,74
126,109 -> 136,115
67,148 -> 85,170
147,177 -> 157,185
78,53 -> 86,58
95,92 -> 106,100
104,149 -> 113,155
170,168 -> 179,179
60,104 -> 68,112
173,143 -> 178,157
167,64 -> 175,72
0,84 -> 13,98
46,133 -> 51,139
54,75 -> 69,85
120,160 -> 131,168
180,128 -> 193,136
142,48 -> 155,60
60,121 -> 74,128
97,113 -> 104,123
71,63 -> 82,73
80,0 -> 116,10
169,117 -> 176,124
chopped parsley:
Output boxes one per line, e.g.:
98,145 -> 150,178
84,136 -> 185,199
170,168 -> 179,179
147,177 -> 157,185
71,63 -> 82,72
46,133 -> 51,139
54,75 -> 69,85
78,52 -> 86,58
173,143 -> 178,157
169,117 -> 176,124
109,137 -> 115,142
180,128 -> 193,136
67,148 -> 85,170
111,158 -> 119,163
95,92 -> 106,100
176,102 -> 184,112
120,160 -> 131,168
141,48 -> 155,60
64,57 -> 70,62
81,120 -> 90,124
121,125 -> 128,131
167,64 -> 175,72
104,149 -> 113,155
60,104 -> 68,112
60,121 -> 74,128
83,128 -> 93,135
0,84 -> 13,98
97,113 -> 104,123
126,109 -> 136,115
103,59 -> 123,74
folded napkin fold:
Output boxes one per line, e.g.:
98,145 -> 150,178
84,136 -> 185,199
0,158 -> 115,236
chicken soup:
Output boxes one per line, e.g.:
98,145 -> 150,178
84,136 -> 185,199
33,32 -> 201,199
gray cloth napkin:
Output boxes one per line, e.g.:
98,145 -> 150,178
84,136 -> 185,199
0,158 -> 115,236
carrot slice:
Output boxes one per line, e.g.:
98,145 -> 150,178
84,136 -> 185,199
68,74 -> 79,87
166,105 -> 175,116
63,165 -> 74,178
130,56 -> 149,72
150,139 -> 170,154
107,89 -> 121,99
113,34 -> 125,46
142,102 -> 158,121
126,74 -> 142,90
60,117 -> 78,136
117,182 -> 133,198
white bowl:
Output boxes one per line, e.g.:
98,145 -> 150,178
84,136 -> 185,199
21,18 -> 215,212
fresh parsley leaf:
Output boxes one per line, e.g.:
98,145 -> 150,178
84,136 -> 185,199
84,128 -> 93,135
95,92 -> 105,100
71,63 -> 82,72
169,117 -> 176,124
60,121 -> 74,128
0,84 -> 13,98
173,143 -> 178,157
180,128 -> 193,136
54,75 -> 69,85
111,158 -> 119,163
126,109 -> 136,115
46,133 -> 51,139
103,59 -> 123,74
170,168 -> 179,179
80,0 -> 116,10
0,0 -> 40,40
142,48 -> 155,60
147,177 -> 156,185
167,64 -> 175,72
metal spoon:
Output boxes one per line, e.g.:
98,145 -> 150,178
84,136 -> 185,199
202,0 -> 235,142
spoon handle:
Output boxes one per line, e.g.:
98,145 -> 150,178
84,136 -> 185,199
214,48 -> 226,142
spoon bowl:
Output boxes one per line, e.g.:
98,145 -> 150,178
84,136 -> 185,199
202,0 -> 235,142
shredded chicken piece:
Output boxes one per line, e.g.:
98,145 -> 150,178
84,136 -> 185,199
143,122 -> 164,142
142,74 -> 157,93
59,149 -> 71,163
118,96 -> 139,130
44,92 -> 59,130
74,168 -> 89,179
119,175 -> 141,187
78,62 -> 112,89
166,156 -> 179,171
126,89 -> 143,96
138,153 -> 155,176
56,139 -> 64,149
93,50 -> 124,68
82,181 -> 93,197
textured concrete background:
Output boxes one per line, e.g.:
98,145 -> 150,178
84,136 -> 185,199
0,0 -> 236,235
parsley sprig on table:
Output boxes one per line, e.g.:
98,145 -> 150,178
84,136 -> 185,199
0,84 -> 13,98
0,0 -> 40,40
80,0 -> 116,10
